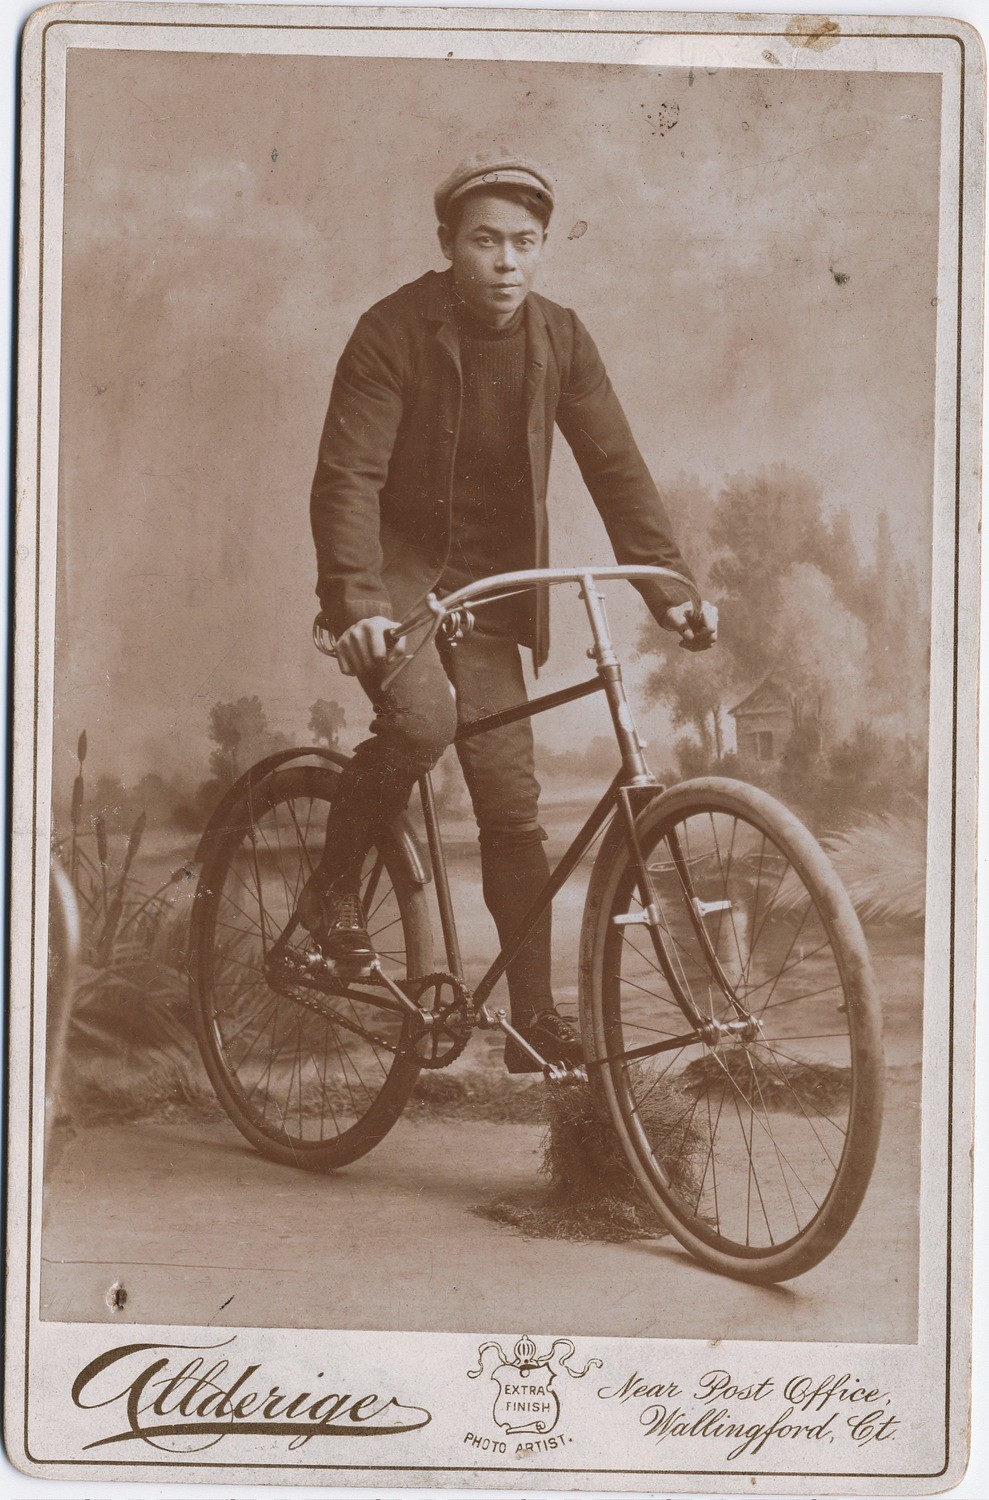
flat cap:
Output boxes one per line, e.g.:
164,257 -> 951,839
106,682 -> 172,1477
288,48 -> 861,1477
434,152 -> 555,222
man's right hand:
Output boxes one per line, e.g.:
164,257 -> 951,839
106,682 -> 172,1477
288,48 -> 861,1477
334,617 -> 406,677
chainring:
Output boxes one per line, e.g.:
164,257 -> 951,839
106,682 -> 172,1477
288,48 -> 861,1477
407,971 -> 475,1069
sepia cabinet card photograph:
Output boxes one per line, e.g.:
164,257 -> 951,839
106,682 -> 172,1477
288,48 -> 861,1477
6,3 -> 984,1492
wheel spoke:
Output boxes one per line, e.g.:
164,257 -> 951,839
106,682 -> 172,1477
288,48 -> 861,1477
599,789 -> 880,1274
194,771 -> 426,1163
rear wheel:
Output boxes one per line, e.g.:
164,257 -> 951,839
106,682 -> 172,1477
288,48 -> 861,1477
580,778 -> 884,1282
190,763 -> 433,1170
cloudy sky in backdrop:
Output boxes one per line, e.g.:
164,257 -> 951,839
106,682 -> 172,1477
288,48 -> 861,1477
54,49 -> 940,785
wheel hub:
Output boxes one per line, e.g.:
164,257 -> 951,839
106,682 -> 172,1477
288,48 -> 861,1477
702,1011 -> 763,1048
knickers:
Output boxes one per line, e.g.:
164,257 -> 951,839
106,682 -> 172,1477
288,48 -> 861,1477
316,625 -> 551,1018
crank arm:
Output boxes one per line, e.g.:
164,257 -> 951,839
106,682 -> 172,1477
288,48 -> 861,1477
369,960 -> 434,1026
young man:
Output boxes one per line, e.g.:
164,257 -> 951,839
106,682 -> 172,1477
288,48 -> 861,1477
306,152 -> 717,1071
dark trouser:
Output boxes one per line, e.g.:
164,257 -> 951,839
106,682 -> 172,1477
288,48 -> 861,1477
319,626 -> 552,1024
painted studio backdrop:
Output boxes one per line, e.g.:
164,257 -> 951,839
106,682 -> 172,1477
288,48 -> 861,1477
46,48 -> 936,1340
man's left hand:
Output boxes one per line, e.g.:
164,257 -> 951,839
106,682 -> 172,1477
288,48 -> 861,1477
663,600 -> 718,652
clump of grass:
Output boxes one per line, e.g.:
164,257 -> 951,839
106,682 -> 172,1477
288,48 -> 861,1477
821,806 -> 926,926
475,1072 -> 705,1243
680,1048 -> 850,1114
52,1056 -> 222,1129
61,832 -> 194,1067
50,733 -> 204,1128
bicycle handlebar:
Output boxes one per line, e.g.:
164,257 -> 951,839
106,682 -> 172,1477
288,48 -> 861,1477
313,563 -> 701,664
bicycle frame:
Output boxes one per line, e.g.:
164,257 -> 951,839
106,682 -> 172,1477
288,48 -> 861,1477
374,566 -> 723,1039
313,563 -> 742,1054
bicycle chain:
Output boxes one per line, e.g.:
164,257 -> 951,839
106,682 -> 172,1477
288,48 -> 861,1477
267,960 -> 474,1067
268,955 -> 403,1053
290,985 -> 402,1053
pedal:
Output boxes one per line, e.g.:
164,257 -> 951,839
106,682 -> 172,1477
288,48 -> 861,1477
546,1062 -> 588,1085
296,941 -> 376,983
326,955 -> 376,982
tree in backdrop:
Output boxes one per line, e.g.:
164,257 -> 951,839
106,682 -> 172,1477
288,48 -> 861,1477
308,698 -> 347,750
207,695 -> 289,786
639,464 -> 930,827
639,475 -> 745,761
169,695 -> 292,829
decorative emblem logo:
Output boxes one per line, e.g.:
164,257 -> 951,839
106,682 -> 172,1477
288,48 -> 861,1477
468,1336 -> 601,1437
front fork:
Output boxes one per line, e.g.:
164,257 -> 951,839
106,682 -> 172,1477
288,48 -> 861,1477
581,575 -> 753,1043
613,785 -> 756,1037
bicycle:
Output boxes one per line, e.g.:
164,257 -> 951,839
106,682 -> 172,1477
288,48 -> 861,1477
188,565 -> 885,1284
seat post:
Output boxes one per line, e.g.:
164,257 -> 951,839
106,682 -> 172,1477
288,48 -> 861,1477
579,574 -> 655,787
419,772 -> 464,979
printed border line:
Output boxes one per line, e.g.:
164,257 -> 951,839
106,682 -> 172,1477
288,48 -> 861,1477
945,26 -> 966,1490
20,14 -> 983,31
21,14 -> 968,1482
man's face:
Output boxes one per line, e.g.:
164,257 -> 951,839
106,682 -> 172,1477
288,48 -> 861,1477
439,192 -> 547,327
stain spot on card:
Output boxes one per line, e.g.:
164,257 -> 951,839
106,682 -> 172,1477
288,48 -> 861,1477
208,1294 -> 235,1325
640,101 -> 680,138
785,15 -> 841,50
568,220 -> 588,240
106,1280 -> 127,1312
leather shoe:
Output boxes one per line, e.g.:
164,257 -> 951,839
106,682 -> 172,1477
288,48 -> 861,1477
299,883 -> 374,970
504,1007 -> 583,1074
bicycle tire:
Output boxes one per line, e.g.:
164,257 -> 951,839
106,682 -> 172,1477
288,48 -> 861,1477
579,777 -> 884,1282
190,763 -> 433,1170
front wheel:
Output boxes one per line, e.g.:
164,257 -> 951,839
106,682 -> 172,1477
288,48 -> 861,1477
579,778 -> 884,1282
189,763 -> 433,1171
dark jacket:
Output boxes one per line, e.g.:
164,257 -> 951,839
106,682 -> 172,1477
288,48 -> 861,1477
311,268 -> 693,668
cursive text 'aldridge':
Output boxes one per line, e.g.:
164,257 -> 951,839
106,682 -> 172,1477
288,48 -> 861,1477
71,1340 -> 432,1452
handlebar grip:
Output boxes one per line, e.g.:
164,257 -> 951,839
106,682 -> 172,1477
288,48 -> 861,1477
677,602 -> 716,652
313,614 -> 404,660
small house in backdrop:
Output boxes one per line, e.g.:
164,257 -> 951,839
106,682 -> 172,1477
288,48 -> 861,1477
728,677 -> 795,762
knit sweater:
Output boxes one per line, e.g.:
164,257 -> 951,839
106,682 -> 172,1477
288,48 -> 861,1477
439,302 -> 531,634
